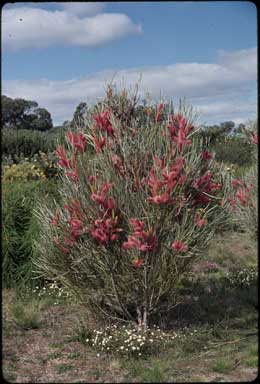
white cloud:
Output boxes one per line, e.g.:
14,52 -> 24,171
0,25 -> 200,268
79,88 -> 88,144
58,2 -> 105,17
193,99 -> 257,124
2,47 -> 257,125
2,4 -> 141,50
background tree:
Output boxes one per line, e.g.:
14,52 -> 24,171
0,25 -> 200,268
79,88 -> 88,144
27,107 -> 53,131
72,102 -> 88,126
1,95 -> 53,131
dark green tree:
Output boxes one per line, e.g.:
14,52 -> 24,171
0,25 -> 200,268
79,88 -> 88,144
2,95 -> 37,129
233,123 -> 246,135
28,107 -> 53,131
72,102 -> 88,125
1,95 -> 53,131
219,121 -> 235,135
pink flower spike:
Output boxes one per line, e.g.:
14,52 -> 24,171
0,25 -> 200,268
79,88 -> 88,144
65,170 -> 79,183
201,150 -> 213,160
56,145 -> 71,168
194,214 -> 207,228
251,132 -> 258,145
129,219 -> 146,232
133,259 -> 144,268
171,240 -> 188,252
147,192 -> 169,204
92,135 -> 106,153
155,103 -> 164,123
67,132 -> 87,153
51,211 -> 60,226
123,236 -> 140,250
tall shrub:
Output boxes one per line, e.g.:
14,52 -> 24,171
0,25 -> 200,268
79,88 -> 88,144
230,121 -> 258,240
34,86 -> 233,328
2,179 -> 60,288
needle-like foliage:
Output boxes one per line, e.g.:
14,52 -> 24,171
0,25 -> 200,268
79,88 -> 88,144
34,84 -> 235,328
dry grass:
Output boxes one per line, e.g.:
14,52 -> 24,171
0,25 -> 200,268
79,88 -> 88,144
2,231 -> 258,382
2,288 -> 258,383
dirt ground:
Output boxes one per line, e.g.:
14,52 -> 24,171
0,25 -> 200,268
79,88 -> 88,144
2,301 -> 258,383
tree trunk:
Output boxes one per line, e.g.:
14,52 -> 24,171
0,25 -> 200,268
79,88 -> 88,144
137,306 -> 148,331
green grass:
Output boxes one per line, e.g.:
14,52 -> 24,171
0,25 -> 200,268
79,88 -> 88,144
55,364 -> 74,374
48,342 -> 65,351
211,358 -> 234,373
3,368 -> 17,382
243,356 -> 258,368
66,321 -> 92,344
67,352 -> 81,359
206,231 -> 257,270
10,298 -> 42,330
47,351 -> 62,360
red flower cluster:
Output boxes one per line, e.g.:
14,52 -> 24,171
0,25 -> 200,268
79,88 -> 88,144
235,188 -> 250,207
229,178 -> 253,208
64,199 -> 85,241
53,199 -> 85,254
89,181 -> 123,245
56,133 -> 85,183
91,110 -> 114,153
147,156 -> 185,204
171,240 -> 188,252
123,219 -> 156,252
231,179 -> 243,188
50,211 -> 60,226
133,258 -> 144,268
67,132 -> 87,154
155,103 -> 164,123
93,110 -> 114,136
251,132 -> 258,145
68,218 -> 84,240
92,135 -> 106,153
192,170 -> 222,206
193,171 -> 218,191
56,145 -> 71,169
111,154 -> 125,176
91,216 -> 123,245
201,150 -> 213,161
167,114 -> 193,152
91,182 -> 115,211
194,212 -> 207,228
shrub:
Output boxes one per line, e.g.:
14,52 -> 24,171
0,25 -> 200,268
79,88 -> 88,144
211,136 -> 254,167
2,162 -> 45,182
2,152 -> 59,182
10,297 -> 42,330
229,122 -> 258,240
30,151 -> 59,179
1,127 -> 66,159
2,179 -> 60,288
34,85 -> 234,328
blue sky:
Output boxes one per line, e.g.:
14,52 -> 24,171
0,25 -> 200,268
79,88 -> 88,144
2,1 -> 257,126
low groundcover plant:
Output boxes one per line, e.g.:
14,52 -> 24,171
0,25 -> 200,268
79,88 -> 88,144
85,323 -> 178,357
34,84 -> 255,329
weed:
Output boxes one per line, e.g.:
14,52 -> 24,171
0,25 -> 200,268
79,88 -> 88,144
67,321 -> 92,344
67,352 -> 81,359
244,357 -> 258,368
3,368 -> 17,382
212,358 -> 234,373
56,364 -> 74,374
10,298 -> 42,330
49,342 -> 64,349
47,351 -> 62,360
